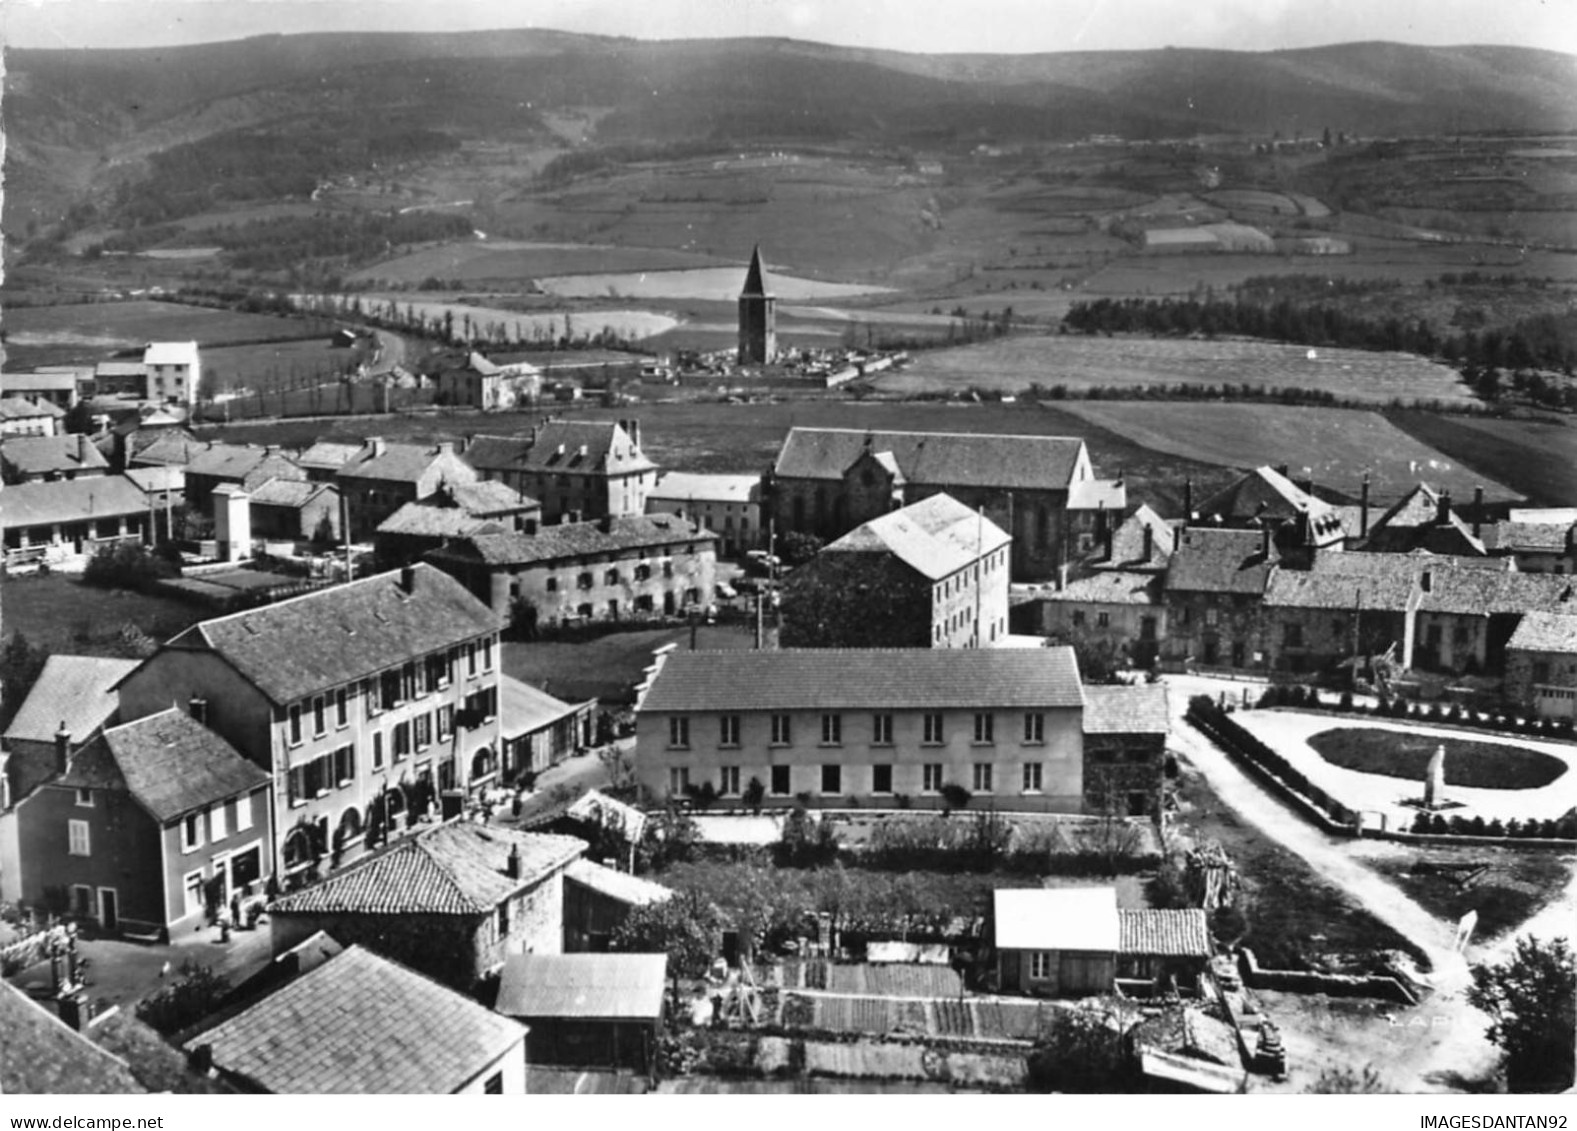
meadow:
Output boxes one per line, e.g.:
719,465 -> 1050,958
1387,411 -> 1577,508
302,293 -> 678,344
347,239 -> 734,285
4,300 -> 328,368
537,266 -> 891,301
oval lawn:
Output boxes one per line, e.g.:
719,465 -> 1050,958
1306,727 -> 1569,790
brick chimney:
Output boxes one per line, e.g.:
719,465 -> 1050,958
1142,523 -> 1154,563
189,697 -> 209,726
55,721 -> 71,776
1360,474 -> 1371,538
366,436 -> 386,459
1276,463 -> 1290,479
506,842 -> 523,880
627,419 -> 641,451
1260,525 -> 1272,559
399,565 -> 417,594
1473,485 -> 1484,538
1436,490 -> 1452,526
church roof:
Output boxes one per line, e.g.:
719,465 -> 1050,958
741,245 -> 771,297
772,428 -> 1088,491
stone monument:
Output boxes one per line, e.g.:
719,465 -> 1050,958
1423,742 -> 1447,810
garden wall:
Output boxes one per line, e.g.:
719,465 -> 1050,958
1237,947 -> 1417,1005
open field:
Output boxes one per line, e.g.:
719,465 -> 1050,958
1307,727 -> 1568,790
1356,845 -> 1575,944
874,334 -> 1476,405
1387,411 -> 1577,509
303,293 -> 678,344
348,239 -> 735,285
501,622 -> 763,704
539,266 -> 892,301
201,338 -> 368,394
1053,401 -> 1523,504
3,300 -> 329,369
0,574 -> 207,658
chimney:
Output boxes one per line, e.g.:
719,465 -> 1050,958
1436,490 -> 1451,526
78,434 -> 88,461
578,444 -> 589,458
599,514 -> 614,533
1473,485 -> 1484,538
1277,463 -> 1290,479
399,565 -> 416,594
436,441 -> 455,457
1142,523 -> 1154,562
1360,473 -> 1371,538
1261,525 -> 1272,559
188,1044 -> 214,1075
1299,476 -> 1314,499
1420,569 -> 1433,594
1103,523 -> 1114,561
1183,477 -> 1193,524
627,419 -> 641,451
189,697 -> 209,726
506,842 -> 523,880
55,721 -> 71,776
366,436 -> 386,458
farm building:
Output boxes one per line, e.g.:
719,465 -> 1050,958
93,361 -> 148,399
0,475 -> 150,570
185,945 -> 527,1093
646,470 -> 763,557
0,397 -> 63,437
335,438 -> 479,542
1,434 -> 109,484
495,952 -> 667,1074
464,420 -> 657,524
427,513 -> 716,631
1485,508 -> 1577,575
375,480 -> 542,567
183,443 -> 306,514
500,674 -> 593,779
562,858 -> 673,954
765,428 -> 1125,583
1503,611 -> 1577,719
781,493 -> 1012,650
1161,527 -> 1279,671
4,369 -> 90,410
245,477 -> 342,544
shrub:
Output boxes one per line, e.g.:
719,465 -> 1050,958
1430,814 -> 1449,835
1339,690 -> 1354,711
83,541 -> 180,591
939,783 -> 972,814
1412,811 -> 1433,834
1486,818 -> 1506,838
1469,815 -> 1487,836
135,960 -> 230,1034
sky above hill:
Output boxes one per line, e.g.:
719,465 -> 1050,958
6,0 -> 1576,55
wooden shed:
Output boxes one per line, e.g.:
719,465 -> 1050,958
992,888 -> 1119,997
495,952 -> 667,1074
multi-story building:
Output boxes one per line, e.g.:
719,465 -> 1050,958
1030,571 -> 1168,670
765,428 -> 1125,582
646,471 -> 763,557
1486,508 -> 1577,575
0,397 -> 64,438
427,513 -> 716,631
1161,527 -> 1279,670
143,342 -> 201,406
335,438 -> 479,542
115,564 -> 505,887
1192,465 -> 1349,562
635,648 -> 1091,812
182,443 -> 306,515
464,420 -> 658,524
375,480 -> 542,567
781,493 -> 1012,649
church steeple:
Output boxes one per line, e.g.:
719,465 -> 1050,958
741,244 -> 770,297
737,244 -> 777,365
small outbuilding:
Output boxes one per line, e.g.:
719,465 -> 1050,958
992,887 -> 1119,997
495,951 -> 667,1074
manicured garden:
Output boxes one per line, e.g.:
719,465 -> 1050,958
1307,727 -> 1568,791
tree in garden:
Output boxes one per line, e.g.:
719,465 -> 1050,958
1467,935 -> 1576,1091
609,892 -> 720,979
742,776 -> 766,815
135,960 -> 231,1035
1026,997 -> 1139,1092
778,531 -> 824,568
776,803 -> 838,867
938,783 -> 972,815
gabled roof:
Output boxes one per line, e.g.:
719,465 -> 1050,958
1067,477 -> 1127,512
0,475 -> 150,529
59,708 -> 269,824
1488,520 -> 1575,555
496,952 -> 668,1021
294,441 -> 363,473
186,445 -> 305,491
3,654 -> 139,746
1082,684 -> 1169,735
638,647 -> 1084,713
649,471 -> 761,506
0,979 -> 146,1094
1118,909 -> 1211,957
434,514 -> 710,568
267,822 -> 584,916
1193,466 -> 1344,544
1166,527 -> 1277,595
1368,482 -> 1445,533
186,945 -> 525,1094
127,429 -> 204,467
564,790 -> 648,844
464,421 -> 654,477
378,502 -> 503,540
1263,550 -> 1571,617
1364,483 -> 1487,555
822,492 -> 1011,582
500,674 -> 584,738
564,857 -> 671,907
447,480 -> 537,515
993,887 -> 1119,952
241,477 -> 334,509
159,564 -> 501,705
772,428 -> 1088,491
337,441 -> 476,487
124,466 -> 185,494
1507,611 -> 1577,655
1040,569 -> 1163,606
1098,505 -> 1175,570
143,341 -> 199,367
0,396 -> 65,420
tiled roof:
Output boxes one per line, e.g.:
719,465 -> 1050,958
649,471 -> 761,506
638,647 -> 1084,713
993,887 -> 1119,951
0,396 -> 64,420
338,441 -> 477,487
1040,570 -> 1162,606
184,443 -> 275,480
3,654 -> 139,746
500,674 -> 583,737
143,341 -> 199,367
1489,520 -> 1574,555
823,492 -> 1011,581
772,428 -> 1087,491
1194,465 -> 1333,526
495,952 -> 668,1021
186,945 -> 525,1093
564,790 -> 648,843
124,466 -> 185,494
1420,566 -> 1576,616
162,563 -> 501,704
1166,527 -> 1277,595
1067,477 -> 1127,512
61,708 -> 268,824
464,421 -> 654,477
246,477 -> 334,509
447,480 -> 537,514
1263,551 -> 1571,617
1118,909 -> 1212,957
294,441 -> 362,472
1099,505 -> 1174,570
1082,685 -> 1169,735
378,501 -> 502,540
435,514 -> 710,568
0,475 -> 150,529
268,822 -> 585,916
1264,557 -> 1418,612
1507,611 -> 1577,655
127,429 -> 204,466
0,979 -> 145,1094
564,857 -> 671,907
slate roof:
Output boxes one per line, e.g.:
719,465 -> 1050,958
1507,611 -> 1577,655
1367,482 -> 1446,533
823,492 -> 1011,581
1082,685 -> 1170,735
771,428 -> 1088,491
649,471 -> 761,506
1166,527 -> 1277,595
1194,465 -> 1333,524
564,857 -> 671,906
186,945 -> 525,1094
0,396 -> 65,421
434,514 -> 710,568
127,429 -> 204,467
993,887 -> 1119,952
338,441 -> 476,487
0,475 -> 151,529
464,421 -> 654,476
124,466 -> 185,494
267,822 -> 585,916
246,477 -> 334,509
448,480 -> 537,514
143,341 -> 199,367
3,654 -> 139,746
500,674 -> 584,737
159,563 -> 502,705
378,502 -> 503,540
1419,566 -> 1576,617
59,708 -> 268,824
638,647 -> 1084,713
1364,483 -> 1487,554
0,979 -> 145,1094
496,952 -> 668,1021
294,441 -> 362,473
1264,557 -> 1418,612
1041,570 -> 1162,606
1489,520 -> 1574,555
2,434 -> 110,477
1118,909 -> 1212,957
1099,505 -> 1174,570
1263,551 -> 1572,618
184,443 -> 275,481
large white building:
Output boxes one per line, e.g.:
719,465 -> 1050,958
143,341 -> 202,406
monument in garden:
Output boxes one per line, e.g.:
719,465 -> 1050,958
1423,743 -> 1447,810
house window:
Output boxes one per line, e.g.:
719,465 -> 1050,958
922,713 -> 944,744
334,744 -> 356,786
1023,763 -> 1043,793
482,638 -> 494,671
973,763 -> 993,793
1030,951 -> 1052,980
821,764 -> 842,794
335,687 -> 349,728
771,714 -> 792,745
414,713 -> 433,750
313,696 -> 327,737
484,1073 -> 504,1095
719,766 -> 740,795
181,813 -> 202,853
635,564 -> 652,582
380,670 -> 401,711
546,577 -> 558,592
210,802 -> 228,841
467,645 -> 479,677
1283,622 -> 1304,647
820,714 -> 842,745
922,764 -> 943,793
872,764 -> 893,793
973,713 -> 994,744
288,704 -> 303,746
74,788 -> 93,808
668,767 -> 690,795
1205,608 -> 1219,627
669,717 -> 690,748
605,568 -> 620,585
1071,610 -> 1086,627
1096,611 -> 1110,628
1533,661 -> 1552,683
426,654 -> 450,690
872,714 -> 893,745
393,721 -> 411,761
577,571 -> 593,590
68,819 -> 91,857
497,901 -> 511,939
1023,713 -> 1044,743
437,705 -> 454,741
236,794 -> 254,831
771,765 -> 791,795
720,715 -> 741,747
372,731 -> 385,771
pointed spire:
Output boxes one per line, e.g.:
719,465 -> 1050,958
741,245 -> 768,297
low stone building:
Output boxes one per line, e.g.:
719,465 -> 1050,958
1504,611 -> 1577,719
1029,571 -> 1166,669
1081,684 -> 1169,817
245,477 -> 341,544
495,952 -> 667,1074
1162,527 -> 1278,671
375,481 -> 542,567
